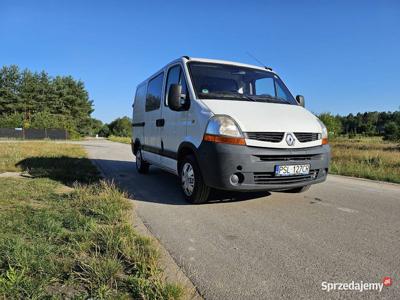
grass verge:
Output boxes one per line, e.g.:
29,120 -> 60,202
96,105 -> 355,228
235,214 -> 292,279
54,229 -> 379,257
0,141 -> 99,185
330,137 -> 400,183
108,136 -> 131,144
0,142 -> 183,299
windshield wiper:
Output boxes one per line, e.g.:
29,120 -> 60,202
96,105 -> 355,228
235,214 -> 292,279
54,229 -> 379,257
199,92 -> 257,102
275,96 -> 292,105
250,94 -> 292,104
217,91 -> 259,102
240,95 -> 257,102
199,91 -> 291,104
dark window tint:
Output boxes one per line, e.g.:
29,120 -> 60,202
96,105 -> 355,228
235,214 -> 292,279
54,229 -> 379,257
165,66 -> 180,106
180,72 -> 187,96
165,65 -> 188,106
145,73 -> 164,112
188,62 -> 297,105
134,84 -> 146,107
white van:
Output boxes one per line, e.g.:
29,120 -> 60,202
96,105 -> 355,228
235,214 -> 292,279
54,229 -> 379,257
132,57 -> 330,203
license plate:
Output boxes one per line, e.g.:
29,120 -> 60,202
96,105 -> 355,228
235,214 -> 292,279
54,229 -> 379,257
275,164 -> 310,176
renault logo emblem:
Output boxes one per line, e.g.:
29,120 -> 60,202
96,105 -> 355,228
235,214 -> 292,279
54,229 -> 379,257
286,133 -> 295,146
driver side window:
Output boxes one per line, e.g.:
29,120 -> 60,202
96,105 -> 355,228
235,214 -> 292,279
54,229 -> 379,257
165,65 -> 187,106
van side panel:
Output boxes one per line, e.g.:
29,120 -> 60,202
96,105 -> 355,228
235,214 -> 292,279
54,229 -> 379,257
132,83 -> 147,148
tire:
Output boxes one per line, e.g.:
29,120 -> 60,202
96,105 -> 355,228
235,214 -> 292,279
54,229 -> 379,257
136,147 -> 149,174
179,155 -> 210,204
283,185 -> 311,193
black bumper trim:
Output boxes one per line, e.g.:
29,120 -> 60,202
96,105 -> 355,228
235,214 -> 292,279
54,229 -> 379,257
196,142 -> 331,191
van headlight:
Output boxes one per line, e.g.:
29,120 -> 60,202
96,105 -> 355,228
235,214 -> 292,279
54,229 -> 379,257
317,119 -> 329,145
203,115 -> 246,145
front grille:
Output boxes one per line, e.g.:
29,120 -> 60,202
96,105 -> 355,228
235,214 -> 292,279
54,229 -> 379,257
294,132 -> 320,143
255,154 -> 322,162
245,132 -> 284,143
253,170 -> 319,185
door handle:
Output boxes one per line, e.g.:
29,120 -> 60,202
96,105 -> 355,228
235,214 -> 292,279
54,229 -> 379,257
156,118 -> 165,127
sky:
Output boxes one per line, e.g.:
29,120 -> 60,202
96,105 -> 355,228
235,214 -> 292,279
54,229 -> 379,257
1,0 -> 399,123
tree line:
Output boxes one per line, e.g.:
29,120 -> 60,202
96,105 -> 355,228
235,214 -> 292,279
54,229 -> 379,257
104,112 -> 400,142
99,116 -> 132,137
318,111 -> 400,141
0,65 -> 102,137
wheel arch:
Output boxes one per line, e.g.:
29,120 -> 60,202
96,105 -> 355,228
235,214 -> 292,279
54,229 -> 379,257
177,142 -> 200,173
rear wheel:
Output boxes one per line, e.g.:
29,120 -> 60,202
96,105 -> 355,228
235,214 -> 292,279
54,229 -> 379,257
136,147 -> 149,174
283,185 -> 311,193
179,155 -> 210,204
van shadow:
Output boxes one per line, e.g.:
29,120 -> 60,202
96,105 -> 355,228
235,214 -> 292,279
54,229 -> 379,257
16,156 -> 101,186
15,156 -> 271,205
89,158 -> 271,205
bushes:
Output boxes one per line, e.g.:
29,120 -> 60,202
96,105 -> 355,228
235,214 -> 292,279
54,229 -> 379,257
0,113 -> 24,128
318,113 -> 342,137
383,121 -> 400,141
107,117 -> 132,137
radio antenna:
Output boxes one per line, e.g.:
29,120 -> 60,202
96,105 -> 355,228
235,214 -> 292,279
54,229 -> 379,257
246,51 -> 265,67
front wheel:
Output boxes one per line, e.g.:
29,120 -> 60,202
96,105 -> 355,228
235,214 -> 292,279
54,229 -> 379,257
179,155 -> 210,204
136,148 -> 149,174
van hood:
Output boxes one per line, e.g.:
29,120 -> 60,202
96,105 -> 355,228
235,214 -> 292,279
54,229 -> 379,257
202,100 -> 322,133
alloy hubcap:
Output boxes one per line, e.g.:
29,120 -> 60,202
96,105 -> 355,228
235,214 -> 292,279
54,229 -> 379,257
181,162 -> 195,196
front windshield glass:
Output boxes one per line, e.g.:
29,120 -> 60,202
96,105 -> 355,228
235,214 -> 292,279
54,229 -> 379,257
188,62 -> 297,105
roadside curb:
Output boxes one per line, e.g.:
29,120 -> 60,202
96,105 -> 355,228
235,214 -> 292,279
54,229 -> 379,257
88,157 -> 203,300
131,209 -> 203,300
330,174 -> 400,187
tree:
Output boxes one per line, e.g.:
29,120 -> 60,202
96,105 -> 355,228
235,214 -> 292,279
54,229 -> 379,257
318,113 -> 342,137
383,121 -> 400,141
108,117 -> 132,137
0,65 -> 97,137
0,113 -> 24,128
83,118 -> 103,136
0,65 -> 21,115
99,124 -> 110,137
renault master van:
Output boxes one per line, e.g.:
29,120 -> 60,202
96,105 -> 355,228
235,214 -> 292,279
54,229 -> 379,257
131,57 -> 330,203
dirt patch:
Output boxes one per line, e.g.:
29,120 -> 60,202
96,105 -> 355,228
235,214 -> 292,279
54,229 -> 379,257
0,172 -> 28,178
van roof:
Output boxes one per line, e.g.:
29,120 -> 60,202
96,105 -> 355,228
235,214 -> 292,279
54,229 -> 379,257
137,56 -> 275,87
184,57 -> 274,73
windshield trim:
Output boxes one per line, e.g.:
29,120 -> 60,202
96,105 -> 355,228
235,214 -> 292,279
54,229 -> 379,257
186,61 -> 297,105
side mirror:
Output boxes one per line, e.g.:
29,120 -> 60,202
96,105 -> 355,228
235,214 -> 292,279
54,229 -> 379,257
168,84 -> 189,111
296,95 -> 305,107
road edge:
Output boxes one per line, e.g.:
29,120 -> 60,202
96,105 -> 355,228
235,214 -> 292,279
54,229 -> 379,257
329,174 -> 400,187
88,156 -> 203,300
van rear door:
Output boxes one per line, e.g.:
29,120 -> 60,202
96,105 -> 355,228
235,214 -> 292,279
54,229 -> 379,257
143,72 -> 164,164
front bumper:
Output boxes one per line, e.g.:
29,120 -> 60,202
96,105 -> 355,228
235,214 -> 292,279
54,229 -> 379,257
197,142 -> 331,191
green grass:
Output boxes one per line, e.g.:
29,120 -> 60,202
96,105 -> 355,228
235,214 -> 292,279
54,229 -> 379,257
330,136 -> 400,183
0,141 -> 99,184
0,142 -> 183,299
108,136 -> 131,144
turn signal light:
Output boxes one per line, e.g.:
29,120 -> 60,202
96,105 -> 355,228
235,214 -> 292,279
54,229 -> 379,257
322,137 -> 329,145
203,134 -> 246,145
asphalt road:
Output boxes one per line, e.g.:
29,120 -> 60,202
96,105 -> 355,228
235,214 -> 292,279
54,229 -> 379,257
81,139 -> 399,300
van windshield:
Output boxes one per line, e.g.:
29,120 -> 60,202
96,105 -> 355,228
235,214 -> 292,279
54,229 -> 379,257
188,62 -> 297,105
